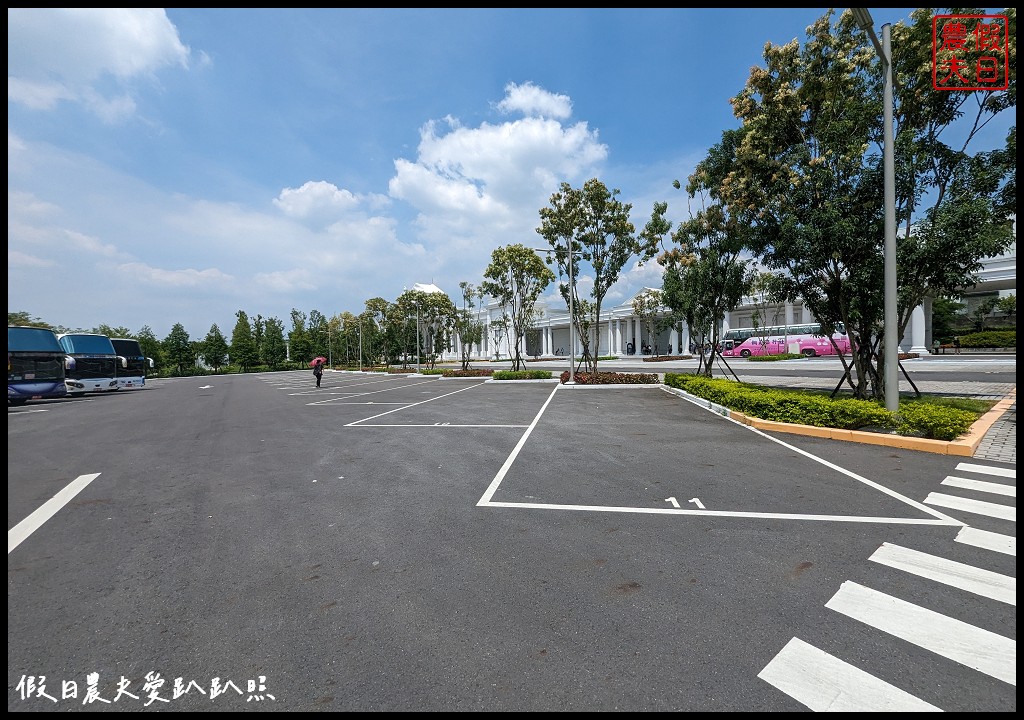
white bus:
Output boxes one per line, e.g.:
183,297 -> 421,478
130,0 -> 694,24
110,338 -> 154,389
58,333 -> 123,395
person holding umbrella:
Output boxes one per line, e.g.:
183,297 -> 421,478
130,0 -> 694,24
310,356 -> 327,387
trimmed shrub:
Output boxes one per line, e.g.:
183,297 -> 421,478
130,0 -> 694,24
442,368 -> 495,377
493,369 -> 554,380
560,371 -> 659,384
960,330 -> 1015,348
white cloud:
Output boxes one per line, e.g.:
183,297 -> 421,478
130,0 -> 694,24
252,268 -> 317,293
496,81 -> 572,120
64,229 -> 120,257
273,181 -> 390,230
8,249 -> 55,268
389,84 -> 607,256
115,262 -> 233,288
7,8 -> 190,119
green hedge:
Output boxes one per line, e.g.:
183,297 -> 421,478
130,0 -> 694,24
664,373 -> 983,440
960,330 -> 1015,348
492,369 -> 554,380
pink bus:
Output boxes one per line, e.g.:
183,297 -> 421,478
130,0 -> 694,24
720,323 -> 850,358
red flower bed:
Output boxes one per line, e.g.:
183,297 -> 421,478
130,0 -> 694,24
559,371 -> 659,385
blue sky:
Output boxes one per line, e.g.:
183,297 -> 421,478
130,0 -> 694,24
8,8 -> 1008,339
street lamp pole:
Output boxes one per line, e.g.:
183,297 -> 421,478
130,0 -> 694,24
851,7 -> 899,412
415,302 -> 421,373
358,317 -> 363,373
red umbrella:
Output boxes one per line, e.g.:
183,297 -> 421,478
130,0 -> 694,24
309,357 -> 327,367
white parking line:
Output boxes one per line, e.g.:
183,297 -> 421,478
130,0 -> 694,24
345,382 -> 486,425
9,473 -> 101,554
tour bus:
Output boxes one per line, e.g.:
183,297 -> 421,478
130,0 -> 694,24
58,332 -> 124,396
110,337 -> 154,389
8,326 -> 69,406
720,322 -> 851,358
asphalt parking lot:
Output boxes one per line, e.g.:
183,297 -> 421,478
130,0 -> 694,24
7,370 -> 1016,711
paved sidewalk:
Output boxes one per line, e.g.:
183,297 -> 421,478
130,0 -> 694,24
973,402 -> 1016,464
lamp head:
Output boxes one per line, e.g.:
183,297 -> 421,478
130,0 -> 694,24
850,7 -> 874,31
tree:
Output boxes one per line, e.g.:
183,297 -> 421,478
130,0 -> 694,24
362,297 -> 392,366
94,324 -> 132,338
261,317 -> 288,369
136,326 -> 163,370
202,324 -> 229,373
8,311 -> 51,328
230,310 -> 259,372
418,291 -> 458,369
717,8 -> 1015,399
972,296 -> 1000,331
644,181 -> 753,377
631,288 -> 666,357
252,314 -> 266,365
481,244 -> 556,370
163,323 -> 194,375
931,296 -> 966,342
996,293 -> 1016,323
537,178 -> 639,373
308,309 -> 329,362
454,282 -> 486,370
748,271 -> 787,355
287,309 -> 311,366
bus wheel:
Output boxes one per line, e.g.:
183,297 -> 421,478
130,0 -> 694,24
740,349 -> 751,358
801,348 -> 817,357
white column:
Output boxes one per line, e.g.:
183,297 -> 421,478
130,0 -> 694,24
606,318 -> 613,357
669,327 -> 679,355
923,297 -> 934,352
802,304 -> 814,323
909,303 -> 929,354
681,322 -> 690,354
784,302 -> 795,326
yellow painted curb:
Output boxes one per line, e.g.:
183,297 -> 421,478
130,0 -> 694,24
728,387 -> 1016,456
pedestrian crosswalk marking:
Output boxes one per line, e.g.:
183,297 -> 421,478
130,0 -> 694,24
869,542 -> 1015,605
758,637 -> 941,712
924,492 -> 1015,521
942,476 -> 1015,497
955,526 -> 1015,556
955,463 -> 1016,479
825,581 -> 1016,686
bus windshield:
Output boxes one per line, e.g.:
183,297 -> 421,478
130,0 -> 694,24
59,334 -> 116,355
8,326 -> 64,352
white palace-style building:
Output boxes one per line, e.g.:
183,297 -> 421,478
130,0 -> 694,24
419,241 -> 1016,361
